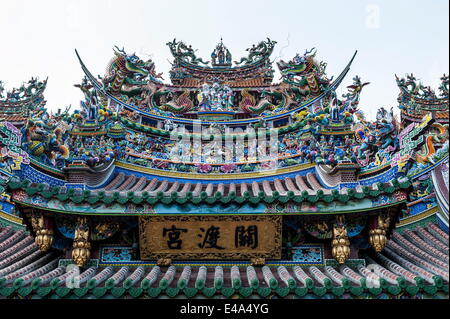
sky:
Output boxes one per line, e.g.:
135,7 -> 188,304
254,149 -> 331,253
0,0 -> 448,120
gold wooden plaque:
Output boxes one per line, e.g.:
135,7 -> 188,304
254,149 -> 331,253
139,215 -> 282,260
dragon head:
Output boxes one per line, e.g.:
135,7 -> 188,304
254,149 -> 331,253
113,46 -> 149,78
277,48 -> 317,78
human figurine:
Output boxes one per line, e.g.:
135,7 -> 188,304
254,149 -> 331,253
224,86 -> 234,110
211,49 -> 217,65
226,49 -> 232,64
330,98 -> 340,121
87,90 -> 99,120
199,84 -> 211,111
218,47 -> 225,65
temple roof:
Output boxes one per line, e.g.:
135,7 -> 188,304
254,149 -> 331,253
75,42 -> 357,125
0,38 -> 449,300
396,74 -> 449,125
0,78 -> 48,125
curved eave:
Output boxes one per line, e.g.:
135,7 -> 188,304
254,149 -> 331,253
114,160 -> 315,181
29,158 -> 66,179
397,205 -> 440,228
358,162 -> 392,178
409,155 -> 449,180
401,109 -> 449,124
0,210 -> 24,228
8,175 -> 410,216
399,89 -> 449,108
11,199 -> 406,217
0,168 -> 13,177
75,49 -> 357,125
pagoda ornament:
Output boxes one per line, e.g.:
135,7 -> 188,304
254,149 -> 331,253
331,215 -> 350,264
211,38 -> 232,67
369,214 -> 390,252
71,217 -> 91,267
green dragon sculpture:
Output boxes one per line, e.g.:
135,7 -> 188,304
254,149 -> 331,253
166,39 -> 209,65
143,82 -> 194,114
102,46 -> 150,96
238,87 -> 300,115
395,73 -> 420,96
238,89 -> 274,114
277,48 -> 331,96
234,38 -> 277,65
439,74 -> 449,98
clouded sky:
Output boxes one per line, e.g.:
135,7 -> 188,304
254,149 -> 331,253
0,0 -> 448,119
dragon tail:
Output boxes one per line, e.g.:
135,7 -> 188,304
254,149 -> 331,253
59,145 -> 70,159
416,135 -> 435,163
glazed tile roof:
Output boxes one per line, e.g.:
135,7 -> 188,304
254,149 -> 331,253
6,174 -> 411,206
401,109 -> 449,122
0,223 -> 447,298
0,115 -> 27,122
101,172 -> 331,196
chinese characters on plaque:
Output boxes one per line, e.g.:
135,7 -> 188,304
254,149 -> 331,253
139,216 -> 282,260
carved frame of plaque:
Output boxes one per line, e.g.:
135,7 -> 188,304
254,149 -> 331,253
139,215 -> 282,260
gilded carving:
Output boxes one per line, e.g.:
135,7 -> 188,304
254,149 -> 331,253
251,257 -> 266,266
369,214 -> 390,252
157,258 -> 172,267
331,215 -> 350,264
30,212 -> 54,252
71,217 -> 91,267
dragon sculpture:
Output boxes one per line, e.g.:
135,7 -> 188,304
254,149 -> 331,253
396,73 -> 449,118
416,123 -> 449,164
102,46 -> 151,96
374,107 -> 399,152
141,82 -> 193,114
418,83 -> 438,100
161,90 -> 194,114
238,89 -> 275,114
22,120 -> 69,166
277,48 -> 331,96
166,39 -> 209,65
395,73 -> 420,96
395,73 -> 446,100
238,89 -> 257,113
342,76 -> 370,114
259,89 -> 296,114
234,38 -> 277,65
0,78 -> 47,102
439,74 -> 449,98
238,86 -> 301,115
353,107 -> 399,165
